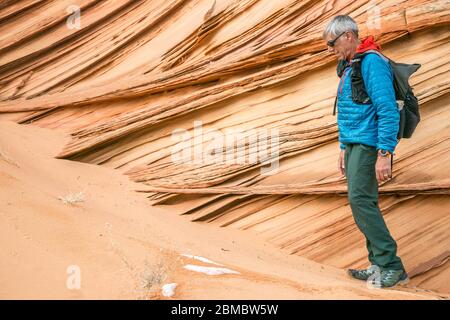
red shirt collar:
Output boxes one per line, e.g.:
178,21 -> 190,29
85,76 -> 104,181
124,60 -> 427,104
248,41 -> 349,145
356,35 -> 382,54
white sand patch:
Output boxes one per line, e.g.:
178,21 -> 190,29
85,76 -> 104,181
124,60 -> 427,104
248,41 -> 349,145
183,264 -> 240,275
180,253 -> 224,266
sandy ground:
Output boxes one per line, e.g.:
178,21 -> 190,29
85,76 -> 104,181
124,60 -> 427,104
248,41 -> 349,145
0,120 -> 446,300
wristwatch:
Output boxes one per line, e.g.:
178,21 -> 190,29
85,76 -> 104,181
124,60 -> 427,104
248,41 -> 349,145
378,149 -> 391,157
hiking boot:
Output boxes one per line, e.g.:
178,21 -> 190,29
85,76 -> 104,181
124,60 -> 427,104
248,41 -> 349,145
371,269 -> 409,288
347,265 -> 379,281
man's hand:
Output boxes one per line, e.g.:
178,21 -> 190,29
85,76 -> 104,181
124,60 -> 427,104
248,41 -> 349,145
376,154 -> 391,183
338,149 -> 345,176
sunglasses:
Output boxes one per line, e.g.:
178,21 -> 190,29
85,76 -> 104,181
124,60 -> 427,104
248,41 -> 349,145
327,31 -> 347,47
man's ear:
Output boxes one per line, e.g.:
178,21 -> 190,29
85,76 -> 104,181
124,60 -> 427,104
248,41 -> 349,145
345,32 -> 352,41
349,32 -> 358,42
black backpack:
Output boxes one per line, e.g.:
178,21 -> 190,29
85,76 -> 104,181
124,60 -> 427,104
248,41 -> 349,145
333,50 -> 421,140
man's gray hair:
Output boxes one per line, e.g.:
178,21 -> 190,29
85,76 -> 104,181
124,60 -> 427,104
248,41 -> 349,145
323,15 -> 359,39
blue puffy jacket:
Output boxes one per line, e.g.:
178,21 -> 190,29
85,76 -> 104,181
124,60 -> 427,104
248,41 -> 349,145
337,52 -> 399,153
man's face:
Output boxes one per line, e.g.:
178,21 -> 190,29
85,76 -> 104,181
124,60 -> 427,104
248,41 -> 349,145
325,32 -> 353,61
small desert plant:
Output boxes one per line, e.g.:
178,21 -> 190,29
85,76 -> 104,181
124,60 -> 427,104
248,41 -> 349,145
141,261 -> 167,290
58,191 -> 85,205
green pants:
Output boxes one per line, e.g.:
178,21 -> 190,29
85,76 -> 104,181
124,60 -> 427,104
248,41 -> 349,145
344,143 -> 404,271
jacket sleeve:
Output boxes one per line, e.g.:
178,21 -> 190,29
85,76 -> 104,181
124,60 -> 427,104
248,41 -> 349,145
361,53 -> 399,153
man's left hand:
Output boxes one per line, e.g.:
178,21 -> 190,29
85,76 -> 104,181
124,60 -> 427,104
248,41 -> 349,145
376,154 -> 391,183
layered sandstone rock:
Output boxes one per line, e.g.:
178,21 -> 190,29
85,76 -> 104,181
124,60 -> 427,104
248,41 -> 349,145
0,0 -> 448,294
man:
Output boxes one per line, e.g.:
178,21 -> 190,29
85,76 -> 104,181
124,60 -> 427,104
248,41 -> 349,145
323,15 -> 409,287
